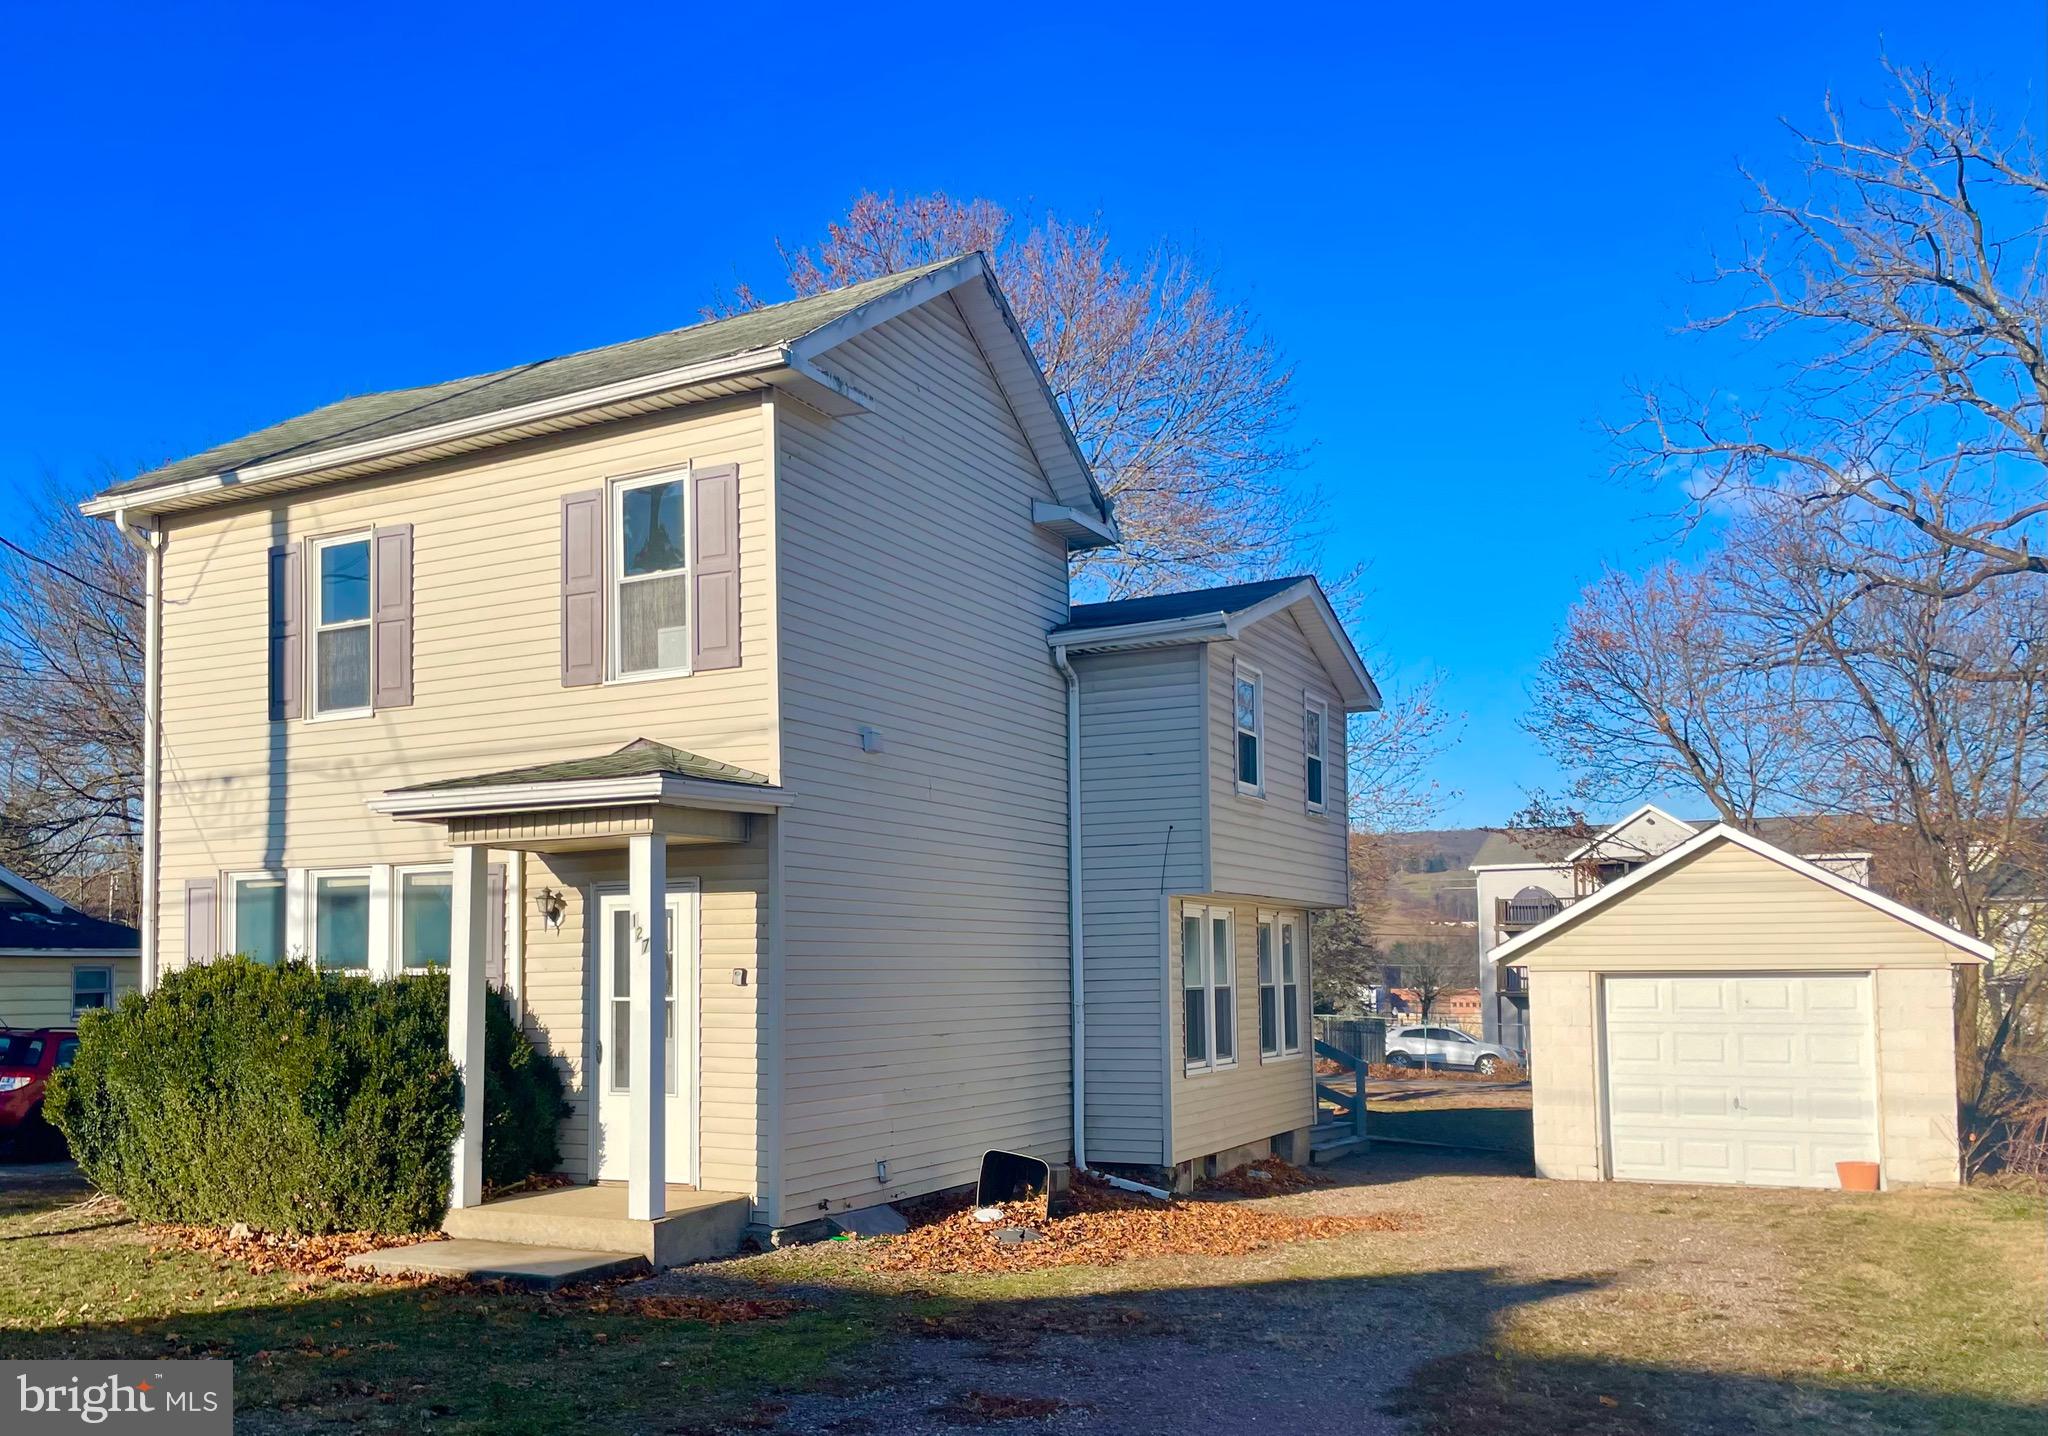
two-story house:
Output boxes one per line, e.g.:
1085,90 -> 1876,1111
84,254 -> 1376,1258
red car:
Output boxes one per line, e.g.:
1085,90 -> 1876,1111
0,1028 -> 80,1155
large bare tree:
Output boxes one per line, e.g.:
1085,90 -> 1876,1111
726,191 -> 1316,598
1626,62 -> 2048,614
0,485 -> 143,919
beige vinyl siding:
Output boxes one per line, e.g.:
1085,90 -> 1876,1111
771,297 -> 1073,1224
518,835 -> 767,1200
1168,896 -> 1314,1165
1207,612 -> 1349,907
152,398 -> 778,971
1512,841 -> 1969,974
0,957 -> 140,1027
1073,646 -> 1208,1165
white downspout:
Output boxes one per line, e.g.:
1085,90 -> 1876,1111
1053,642 -> 1085,1175
112,509 -> 162,992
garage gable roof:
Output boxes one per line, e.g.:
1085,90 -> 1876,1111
1491,824 -> 1993,965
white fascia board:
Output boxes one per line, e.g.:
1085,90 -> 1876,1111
368,775 -> 794,820
80,347 -> 793,518
1492,823 -> 1995,964
0,947 -> 141,959
1469,862 -> 1574,873
1031,500 -> 1120,551
0,862 -> 66,914
1049,614 -> 1233,651
1562,802 -> 1697,862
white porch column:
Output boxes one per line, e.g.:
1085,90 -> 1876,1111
448,843 -> 489,1210
627,831 -> 668,1221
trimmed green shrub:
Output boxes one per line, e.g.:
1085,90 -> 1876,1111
483,983 -> 565,1191
48,960 -> 563,1234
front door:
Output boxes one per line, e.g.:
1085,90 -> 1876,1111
593,888 -> 694,1185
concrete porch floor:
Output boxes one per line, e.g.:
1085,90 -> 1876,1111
440,1183 -> 752,1268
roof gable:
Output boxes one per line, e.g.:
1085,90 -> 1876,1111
84,255 -> 1110,529
1493,824 -> 1993,965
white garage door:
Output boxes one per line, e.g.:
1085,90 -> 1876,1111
1602,974 -> 1879,1187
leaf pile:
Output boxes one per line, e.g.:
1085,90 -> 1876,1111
590,1294 -> 806,1324
146,1224 -> 436,1282
1198,1158 -> 1329,1196
870,1175 -> 1411,1275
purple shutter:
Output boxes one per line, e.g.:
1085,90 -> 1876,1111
268,546 -> 303,720
691,464 -> 741,671
184,879 -> 217,963
561,490 -> 606,686
485,862 -> 507,990
371,524 -> 414,709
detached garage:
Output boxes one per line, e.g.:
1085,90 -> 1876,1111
1495,825 -> 1991,1189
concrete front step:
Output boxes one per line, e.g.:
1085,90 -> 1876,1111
345,1239 -> 648,1290
1309,1124 -> 1369,1164
440,1184 -> 752,1269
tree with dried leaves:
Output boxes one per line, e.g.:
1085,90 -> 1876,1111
0,487 -> 143,920
727,191 -> 1316,599
1627,61 -> 2048,617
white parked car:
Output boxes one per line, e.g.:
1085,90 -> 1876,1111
1384,1026 -> 1519,1075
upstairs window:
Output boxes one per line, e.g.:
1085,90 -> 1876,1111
312,535 -> 373,716
1304,697 -> 1328,813
613,473 -> 690,678
1234,663 -> 1262,794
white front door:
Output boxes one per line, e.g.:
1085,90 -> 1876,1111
1602,973 -> 1880,1187
593,888 -> 695,1185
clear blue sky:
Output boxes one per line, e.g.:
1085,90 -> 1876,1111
3,3 -> 2041,827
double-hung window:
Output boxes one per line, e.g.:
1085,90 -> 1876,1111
227,871 -> 288,965
1234,663 -> 1262,794
311,535 -> 373,717
1182,903 -> 1236,1072
1259,912 -> 1304,1059
612,472 -> 691,679
309,869 -> 372,973
71,966 -> 112,1018
396,866 -> 454,972
1304,697 -> 1328,813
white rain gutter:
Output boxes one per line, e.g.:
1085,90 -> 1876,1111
112,509 -> 162,991
1052,642 -> 1086,1174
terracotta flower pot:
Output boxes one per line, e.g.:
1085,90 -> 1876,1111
1835,1160 -> 1881,1192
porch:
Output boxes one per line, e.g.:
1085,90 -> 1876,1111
367,739 -> 790,1250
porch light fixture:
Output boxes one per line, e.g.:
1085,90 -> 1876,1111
534,887 -> 567,932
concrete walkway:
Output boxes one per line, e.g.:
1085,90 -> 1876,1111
345,1238 -> 647,1290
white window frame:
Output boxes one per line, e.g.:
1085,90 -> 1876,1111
1183,901 -> 1238,1075
1257,912 -> 1281,1058
224,869 -> 289,965
71,965 -> 113,1018
394,864 -> 455,974
608,467 -> 694,685
1303,695 -> 1329,815
1233,661 -> 1263,797
1278,913 -> 1303,1058
308,531 -> 375,721
307,866 -> 375,975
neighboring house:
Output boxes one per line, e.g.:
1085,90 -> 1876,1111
82,254 -> 1377,1255
1472,805 -> 1873,1056
1382,986 -> 1480,1027
1494,824 -> 1989,1188
0,862 -> 139,1027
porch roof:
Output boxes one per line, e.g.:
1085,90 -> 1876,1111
366,739 -> 791,824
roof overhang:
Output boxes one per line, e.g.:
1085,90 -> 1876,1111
1049,578 -> 1381,712
0,863 -> 66,914
1492,824 -> 1995,965
86,253 -> 1117,537
1560,802 -> 1697,863
368,773 -> 795,821
0,946 -> 141,959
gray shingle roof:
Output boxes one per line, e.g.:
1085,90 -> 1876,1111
392,739 -> 769,794
1058,576 -> 1312,632
98,258 -> 966,499
0,903 -> 139,955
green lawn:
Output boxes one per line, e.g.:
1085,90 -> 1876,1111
3,1159 -> 2041,1435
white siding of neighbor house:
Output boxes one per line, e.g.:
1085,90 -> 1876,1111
771,296 -> 1074,1225
0,957 -> 140,1027
1206,611 -> 1349,908
1073,646 -> 1208,1165
1169,895 -> 1316,1164
151,396 -> 779,974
